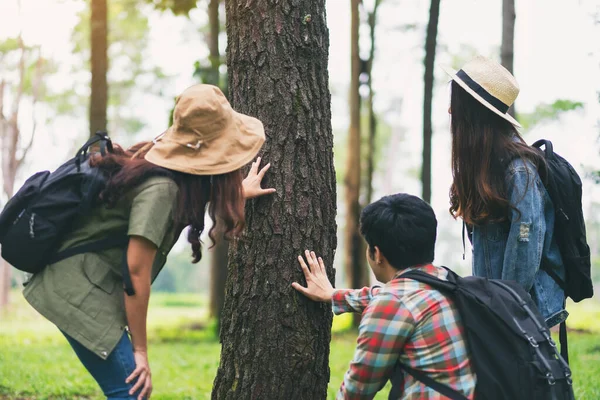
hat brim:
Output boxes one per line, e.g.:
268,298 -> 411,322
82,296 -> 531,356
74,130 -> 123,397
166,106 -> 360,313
441,64 -> 522,128
145,112 -> 266,176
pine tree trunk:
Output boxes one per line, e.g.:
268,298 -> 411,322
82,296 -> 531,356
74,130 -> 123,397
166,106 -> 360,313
206,0 -> 229,330
209,234 -> 228,328
345,0 -> 368,327
90,0 -> 108,137
207,0 -> 220,86
365,0 -> 381,205
212,1 -> 336,399
422,0 -> 440,204
501,0 -> 517,118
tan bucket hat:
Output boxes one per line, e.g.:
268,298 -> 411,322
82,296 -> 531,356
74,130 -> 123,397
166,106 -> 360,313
145,84 -> 265,175
442,55 -> 521,128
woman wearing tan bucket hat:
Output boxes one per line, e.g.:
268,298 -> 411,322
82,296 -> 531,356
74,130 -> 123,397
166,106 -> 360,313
445,55 -> 568,329
22,84 -> 274,399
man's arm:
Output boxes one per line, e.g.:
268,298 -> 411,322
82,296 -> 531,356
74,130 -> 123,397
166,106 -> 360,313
291,250 -> 381,314
332,287 -> 381,315
337,293 -> 415,400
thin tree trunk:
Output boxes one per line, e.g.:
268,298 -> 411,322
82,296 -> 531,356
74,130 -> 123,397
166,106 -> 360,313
345,0 -> 367,327
501,0 -> 517,118
209,236 -> 228,324
206,0 -> 229,331
212,1 -> 336,398
365,0 -> 381,204
90,0 -> 108,137
422,0 -> 440,205
0,34 -> 27,309
207,0 -> 220,87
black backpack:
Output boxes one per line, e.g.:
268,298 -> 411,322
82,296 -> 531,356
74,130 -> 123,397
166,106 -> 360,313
532,139 -> 593,303
389,268 -> 575,400
0,132 -> 134,295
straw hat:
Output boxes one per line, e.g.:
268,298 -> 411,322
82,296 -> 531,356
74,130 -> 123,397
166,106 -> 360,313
145,84 -> 265,175
442,55 -> 521,128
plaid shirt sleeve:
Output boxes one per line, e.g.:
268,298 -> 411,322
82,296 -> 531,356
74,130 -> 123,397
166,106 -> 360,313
336,292 -> 416,400
332,287 -> 382,315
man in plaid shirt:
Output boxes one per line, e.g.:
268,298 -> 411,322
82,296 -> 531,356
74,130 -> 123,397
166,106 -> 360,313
293,194 -> 476,399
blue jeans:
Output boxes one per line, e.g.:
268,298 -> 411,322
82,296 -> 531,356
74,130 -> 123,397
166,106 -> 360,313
62,331 -> 142,400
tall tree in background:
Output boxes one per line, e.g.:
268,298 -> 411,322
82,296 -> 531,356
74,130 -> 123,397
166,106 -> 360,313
212,1 -> 337,398
0,36 -> 46,309
501,0 -> 516,118
365,0 -> 381,204
72,1 -> 169,138
204,0 -> 229,329
89,0 -> 108,137
421,0 -> 440,204
345,0 -> 368,327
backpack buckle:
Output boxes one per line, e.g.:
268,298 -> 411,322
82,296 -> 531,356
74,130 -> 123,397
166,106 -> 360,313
526,335 -> 539,348
546,373 -> 556,386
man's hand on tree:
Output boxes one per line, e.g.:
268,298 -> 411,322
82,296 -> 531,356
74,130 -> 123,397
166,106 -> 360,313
292,250 -> 334,302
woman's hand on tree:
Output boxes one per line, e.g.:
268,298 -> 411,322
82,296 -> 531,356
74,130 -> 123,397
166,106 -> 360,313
242,157 -> 276,199
126,350 -> 153,399
292,250 -> 334,302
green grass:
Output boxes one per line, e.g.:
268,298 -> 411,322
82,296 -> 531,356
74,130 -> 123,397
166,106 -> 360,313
1,292 -> 599,399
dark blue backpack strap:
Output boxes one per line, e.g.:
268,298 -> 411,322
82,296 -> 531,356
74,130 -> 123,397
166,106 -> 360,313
49,234 -> 135,296
389,363 -> 468,400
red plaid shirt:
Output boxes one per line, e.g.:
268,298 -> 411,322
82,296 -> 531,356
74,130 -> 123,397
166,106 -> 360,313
332,264 -> 476,399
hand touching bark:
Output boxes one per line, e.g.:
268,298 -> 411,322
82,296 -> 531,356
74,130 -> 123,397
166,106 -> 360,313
242,157 -> 276,199
292,250 -> 334,302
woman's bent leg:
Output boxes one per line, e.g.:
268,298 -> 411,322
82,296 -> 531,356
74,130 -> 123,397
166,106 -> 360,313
62,331 -> 140,400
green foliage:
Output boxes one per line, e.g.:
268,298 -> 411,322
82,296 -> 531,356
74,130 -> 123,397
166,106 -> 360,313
145,0 -> 199,15
0,37 -> 21,54
152,250 -> 210,293
518,99 -> 584,131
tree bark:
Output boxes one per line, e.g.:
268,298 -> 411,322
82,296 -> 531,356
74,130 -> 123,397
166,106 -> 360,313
345,0 -> 368,327
212,1 -> 336,399
90,0 -> 108,137
501,0 -> 517,118
422,0 -> 440,205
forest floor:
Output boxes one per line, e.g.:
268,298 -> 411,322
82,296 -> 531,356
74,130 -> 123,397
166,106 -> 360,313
1,292 -> 599,399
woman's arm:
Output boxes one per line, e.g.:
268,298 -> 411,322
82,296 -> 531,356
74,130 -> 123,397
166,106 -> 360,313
124,235 -> 156,400
502,167 -> 545,292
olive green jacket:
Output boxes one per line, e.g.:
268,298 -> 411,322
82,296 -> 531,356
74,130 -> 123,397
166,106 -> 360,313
23,176 -> 179,359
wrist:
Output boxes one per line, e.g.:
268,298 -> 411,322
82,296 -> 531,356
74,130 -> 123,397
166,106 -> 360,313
322,288 -> 335,302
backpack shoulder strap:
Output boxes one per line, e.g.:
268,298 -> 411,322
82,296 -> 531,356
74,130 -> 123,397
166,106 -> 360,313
48,234 -> 135,296
389,363 -> 468,400
400,267 -> 457,293
532,139 -> 553,158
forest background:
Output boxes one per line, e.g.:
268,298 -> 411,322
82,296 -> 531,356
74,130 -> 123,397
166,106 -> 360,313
0,0 -> 599,399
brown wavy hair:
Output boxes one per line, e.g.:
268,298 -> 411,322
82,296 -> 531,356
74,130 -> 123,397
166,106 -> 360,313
449,81 -> 546,225
90,141 -> 245,263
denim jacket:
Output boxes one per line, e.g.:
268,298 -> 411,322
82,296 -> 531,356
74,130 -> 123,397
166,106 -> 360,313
471,158 -> 568,328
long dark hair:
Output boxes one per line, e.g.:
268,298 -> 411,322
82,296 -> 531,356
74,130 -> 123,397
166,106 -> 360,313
449,81 -> 546,225
90,141 -> 245,263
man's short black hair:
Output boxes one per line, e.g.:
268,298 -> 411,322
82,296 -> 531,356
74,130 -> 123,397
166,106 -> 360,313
360,193 -> 437,270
